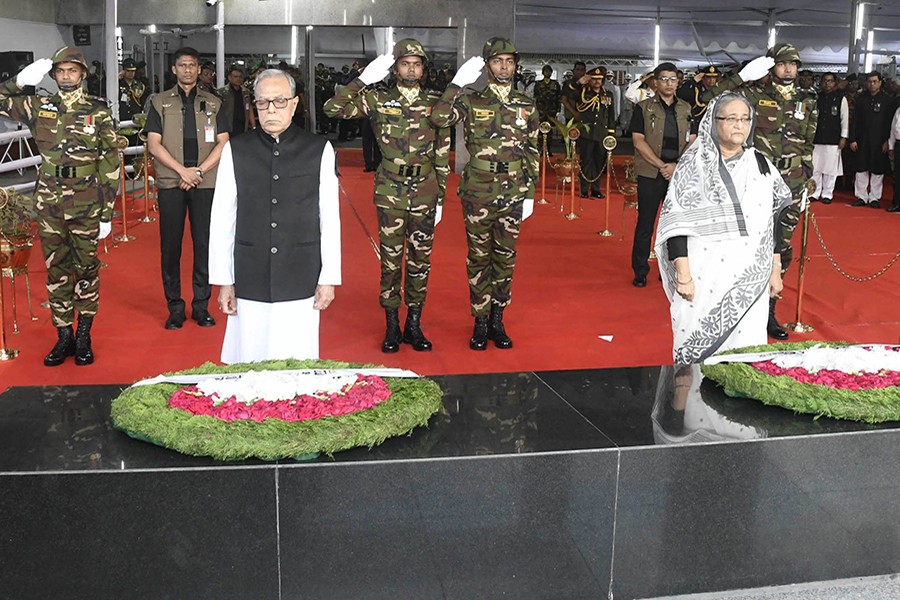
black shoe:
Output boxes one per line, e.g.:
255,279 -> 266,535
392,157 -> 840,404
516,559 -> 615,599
632,276 -> 647,288
470,315 -> 488,351
487,304 -> 513,349
887,204 -> 900,213
165,313 -> 185,330
579,192 -> 589,199
74,315 -> 95,366
44,326 -> 75,367
767,297 -> 789,340
809,196 -> 819,203
364,166 -> 375,172
192,310 -> 216,327
402,305 -> 432,351
382,307 -> 401,353
870,200 -> 881,209
821,197 -> 832,205
592,190 -> 605,199
851,198 -> 867,207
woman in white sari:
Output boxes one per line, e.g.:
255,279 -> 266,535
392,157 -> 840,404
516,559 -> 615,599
655,93 -> 792,366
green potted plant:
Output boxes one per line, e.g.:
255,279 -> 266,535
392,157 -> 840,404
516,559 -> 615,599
549,117 -> 581,180
0,189 -> 37,272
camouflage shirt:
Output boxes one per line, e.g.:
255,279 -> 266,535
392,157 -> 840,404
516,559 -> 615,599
430,83 -> 540,203
0,79 -> 119,221
533,78 -> 561,119
324,78 -> 450,210
702,74 -> 817,196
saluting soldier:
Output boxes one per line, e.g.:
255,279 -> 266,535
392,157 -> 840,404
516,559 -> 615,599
573,66 -> 616,198
0,47 -> 119,366
533,65 -> 561,124
118,58 -> 149,123
324,39 -> 450,353
702,43 -> 818,340
676,64 -> 720,124
430,37 -> 540,351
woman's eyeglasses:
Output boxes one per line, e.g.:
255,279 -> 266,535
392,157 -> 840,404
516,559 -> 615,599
716,116 -> 752,125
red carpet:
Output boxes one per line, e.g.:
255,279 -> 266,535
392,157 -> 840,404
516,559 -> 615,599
1,149 -> 898,391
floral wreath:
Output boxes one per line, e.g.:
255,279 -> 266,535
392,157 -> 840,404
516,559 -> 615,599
111,359 -> 443,461
701,341 -> 900,423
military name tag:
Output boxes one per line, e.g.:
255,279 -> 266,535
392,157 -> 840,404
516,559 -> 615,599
380,107 -> 403,116
38,110 -> 57,119
758,99 -> 778,108
474,109 -> 494,120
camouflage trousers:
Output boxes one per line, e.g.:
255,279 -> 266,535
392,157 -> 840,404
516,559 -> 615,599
37,199 -> 102,327
777,173 -> 808,271
461,197 -> 523,317
376,204 -> 436,309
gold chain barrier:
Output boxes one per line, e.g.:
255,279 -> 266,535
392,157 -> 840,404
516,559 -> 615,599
811,213 -> 900,281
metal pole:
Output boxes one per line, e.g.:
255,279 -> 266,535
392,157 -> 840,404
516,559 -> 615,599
216,1 -> 225,89
306,26 -> 316,134
848,0 -> 858,71
158,35 -> 165,93
105,0 -> 119,122
785,205 -> 814,333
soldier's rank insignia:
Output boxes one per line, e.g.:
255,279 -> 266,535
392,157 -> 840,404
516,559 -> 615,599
381,108 -> 402,116
38,110 -> 58,119
474,109 -> 494,120
758,99 -> 778,108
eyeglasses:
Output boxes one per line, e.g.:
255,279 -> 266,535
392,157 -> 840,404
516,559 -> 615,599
254,97 -> 292,110
657,76 -> 678,83
716,116 -> 752,125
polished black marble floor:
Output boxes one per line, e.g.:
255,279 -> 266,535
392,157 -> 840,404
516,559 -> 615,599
0,366 -> 897,471
2,367 -> 900,599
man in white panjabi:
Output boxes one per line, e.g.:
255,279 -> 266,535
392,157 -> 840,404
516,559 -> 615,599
655,93 -> 792,366
209,69 -> 341,363
810,72 -> 848,204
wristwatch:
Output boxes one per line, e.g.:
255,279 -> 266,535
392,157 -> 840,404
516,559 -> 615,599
195,168 -> 203,178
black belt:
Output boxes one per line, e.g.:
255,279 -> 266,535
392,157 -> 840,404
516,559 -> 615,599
41,164 -> 97,179
774,156 -> 801,171
380,160 -> 432,178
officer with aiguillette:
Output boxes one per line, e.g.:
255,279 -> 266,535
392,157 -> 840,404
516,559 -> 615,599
702,43 -> 817,340
0,47 -> 119,366
430,38 -> 540,351
573,66 -> 616,199
323,39 -> 450,353
118,57 -> 148,123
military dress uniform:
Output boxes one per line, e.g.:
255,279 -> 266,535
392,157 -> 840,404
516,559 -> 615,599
117,58 -> 148,123
676,65 -> 720,124
323,39 -> 450,352
0,47 -> 119,365
702,43 -> 817,339
430,38 -> 540,350
574,67 -> 616,197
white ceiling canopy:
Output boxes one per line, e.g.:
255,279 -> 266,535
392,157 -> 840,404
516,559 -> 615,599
515,0 -> 900,69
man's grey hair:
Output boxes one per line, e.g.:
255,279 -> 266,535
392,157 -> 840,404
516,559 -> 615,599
253,68 -> 296,97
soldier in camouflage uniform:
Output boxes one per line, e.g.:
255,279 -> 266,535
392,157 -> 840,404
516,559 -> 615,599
702,43 -> 817,340
430,37 -> 540,350
0,47 -> 119,366
324,39 -> 450,353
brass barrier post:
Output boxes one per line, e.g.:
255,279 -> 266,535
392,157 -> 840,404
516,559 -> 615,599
137,132 -> 156,223
785,202 -> 814,333
564,127 -> 581,220
114,135 -> 136,242
597,135 -> 616,237
537,122 -> 550,205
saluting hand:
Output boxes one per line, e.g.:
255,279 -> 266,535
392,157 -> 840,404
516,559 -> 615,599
16,58 -> 52,88
738,56 -> 774,83
451,56 -> 485,88
359,54 -> 394,86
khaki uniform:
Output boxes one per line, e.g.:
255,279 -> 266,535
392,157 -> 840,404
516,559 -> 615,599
324,78 -> 450,308
431,83 -> 540,316
0,79 -> 119,327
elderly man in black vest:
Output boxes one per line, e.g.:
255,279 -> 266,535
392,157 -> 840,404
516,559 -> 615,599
209,69 -> 341,363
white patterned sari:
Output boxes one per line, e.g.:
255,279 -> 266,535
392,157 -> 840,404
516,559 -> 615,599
655,94 -> 792,366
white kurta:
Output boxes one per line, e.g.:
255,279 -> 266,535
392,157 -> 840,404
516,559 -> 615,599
208,139 -> 341,364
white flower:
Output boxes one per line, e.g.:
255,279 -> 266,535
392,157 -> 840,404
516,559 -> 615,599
771,345 -> 900,375
196,371 -> 359,405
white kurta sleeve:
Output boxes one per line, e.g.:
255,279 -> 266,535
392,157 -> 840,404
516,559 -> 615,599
208,141 -> 237,286
889,106 -> 900,148
318,141 -> 342,286
840,97 -> 849,139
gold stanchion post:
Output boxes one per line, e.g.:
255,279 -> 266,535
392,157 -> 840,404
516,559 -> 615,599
114,135 -> 136,242
537,122 -> 550,205
597,135 -> 616,237
564,127 -> 581,220
138,132 -> 156,223
785,202 -> 814,333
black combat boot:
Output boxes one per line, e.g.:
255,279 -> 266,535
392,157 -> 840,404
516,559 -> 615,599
487,304 -> 513,349
402,305 -> 432,351
382,308 -> 402,353
44,325 -> 75,367
470,315 -> 489,351
75,314 -> 95,366
767,297 -> 789,341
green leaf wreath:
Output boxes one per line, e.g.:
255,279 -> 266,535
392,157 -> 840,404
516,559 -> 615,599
110,359 -> 443,461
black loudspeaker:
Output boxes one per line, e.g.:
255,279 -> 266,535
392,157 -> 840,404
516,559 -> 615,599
0,51 -> 35,81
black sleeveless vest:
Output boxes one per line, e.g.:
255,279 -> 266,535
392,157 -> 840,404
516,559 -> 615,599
814,91 -> 843,145
230,124 -> 328,302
